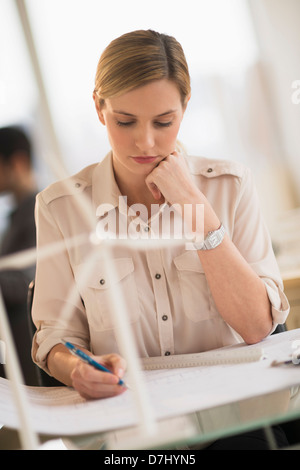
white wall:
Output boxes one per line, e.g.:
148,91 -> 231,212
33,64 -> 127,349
249,0 -> 300,206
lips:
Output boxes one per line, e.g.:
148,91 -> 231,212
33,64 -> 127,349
131,156 -> 158,164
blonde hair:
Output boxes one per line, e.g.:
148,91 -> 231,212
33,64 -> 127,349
94,30 -> 191,108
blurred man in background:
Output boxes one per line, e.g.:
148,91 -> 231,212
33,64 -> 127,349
0,126 -> 39,385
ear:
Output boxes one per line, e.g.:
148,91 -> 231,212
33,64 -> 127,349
182,93 -> 191,113
93,92 -> 106,126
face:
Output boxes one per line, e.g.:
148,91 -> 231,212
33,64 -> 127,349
94,79 -> 187,186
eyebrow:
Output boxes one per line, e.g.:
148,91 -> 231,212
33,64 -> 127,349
112,109 -> 177,117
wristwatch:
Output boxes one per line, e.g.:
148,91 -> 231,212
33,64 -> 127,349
193,223 -> 225,250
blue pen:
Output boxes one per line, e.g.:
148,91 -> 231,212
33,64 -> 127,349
62,340 -> 126,387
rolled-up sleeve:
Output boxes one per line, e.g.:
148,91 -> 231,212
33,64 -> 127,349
32,193 -> 90,374
264,279 -> 290,326
232,167 -> 290,329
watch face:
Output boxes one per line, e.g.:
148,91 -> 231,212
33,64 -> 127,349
206,225 -> 225,249
193,224 -> 225,250
208,232 -> 220,248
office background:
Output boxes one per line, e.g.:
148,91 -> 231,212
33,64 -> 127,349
0,0 -> 300,303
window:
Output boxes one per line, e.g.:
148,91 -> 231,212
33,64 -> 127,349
24,0 -> 259,174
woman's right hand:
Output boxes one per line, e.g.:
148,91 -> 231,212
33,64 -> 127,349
70,353 -> 127,400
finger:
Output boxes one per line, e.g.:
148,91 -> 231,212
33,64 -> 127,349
74,379 -> 126,399
145,169 -> 163,199
147,182 -> 162,200
71,365 -> 126,399
70,364 -> 115,393
99,354 -> 127,378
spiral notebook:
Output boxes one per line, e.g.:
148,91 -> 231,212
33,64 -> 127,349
140,346 -> 264,370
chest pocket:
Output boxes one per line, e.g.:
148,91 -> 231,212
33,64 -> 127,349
173,251 -> 218,322
74,257 -> 141,331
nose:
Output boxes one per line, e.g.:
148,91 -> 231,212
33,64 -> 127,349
134,124 -> 155,153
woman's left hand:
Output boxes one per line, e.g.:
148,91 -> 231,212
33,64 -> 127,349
145,151 -> 202,207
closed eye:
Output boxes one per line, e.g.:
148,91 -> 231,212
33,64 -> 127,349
116,120 -> 173,128
155,121 -> 173,128
116,120 -> 135,127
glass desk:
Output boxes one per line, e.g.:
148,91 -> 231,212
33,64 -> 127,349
70,386 -> 300,450
1,327 -> 300,451
1,384 -> 300,450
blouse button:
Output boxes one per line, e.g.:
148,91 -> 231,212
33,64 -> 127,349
162,315 -> 168,321
144,226 -> 150,232
75,182 -> 81,188
99,278 -> 105,285
165,351 -> 171,356
155,273 -> 161,280
207,168 -> 213,173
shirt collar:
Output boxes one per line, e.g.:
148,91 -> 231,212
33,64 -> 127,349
92,152 -> 170,224
92,152 -> 123,217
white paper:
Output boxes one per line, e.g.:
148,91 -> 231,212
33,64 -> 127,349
1,329 -> 300,436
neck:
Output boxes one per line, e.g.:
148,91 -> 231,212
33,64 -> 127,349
118,177 -> 164,210
113,166 -> 164,209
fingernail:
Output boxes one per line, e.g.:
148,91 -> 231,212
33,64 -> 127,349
118,368 -> 124,378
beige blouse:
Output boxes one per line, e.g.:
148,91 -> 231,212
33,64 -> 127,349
32,153 -> 290,373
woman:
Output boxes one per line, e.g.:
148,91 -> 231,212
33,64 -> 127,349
32,30 -> 289,402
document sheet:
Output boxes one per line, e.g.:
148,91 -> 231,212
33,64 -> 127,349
1,329 -> 300,436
